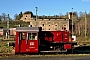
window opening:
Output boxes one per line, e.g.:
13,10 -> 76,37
49,19 -> 50,21
64,25 -> 66,26
55,25 -> 57,26
19,32 -> 26,40
42,24 -> 44,26
25,18 -> 26,19
64,27 -> 66,30
28,33 -> 37,40
35,19 -> 36,21
30,25 -> 32,27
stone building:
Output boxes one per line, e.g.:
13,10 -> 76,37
20,11 -> 72,31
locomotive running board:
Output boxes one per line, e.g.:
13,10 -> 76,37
40,50 -> 67,53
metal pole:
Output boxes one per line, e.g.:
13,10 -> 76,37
35,7 -> 38,27
85,10 -> 87,39
7,14 -> 9,39
72,8 -> 73,36
71,8 -> 74,53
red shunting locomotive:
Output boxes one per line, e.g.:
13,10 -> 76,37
15,27 -> 77,54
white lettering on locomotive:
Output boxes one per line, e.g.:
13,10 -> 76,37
30,42 -> 34,46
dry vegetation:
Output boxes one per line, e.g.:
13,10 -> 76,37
0,41 -> 14,54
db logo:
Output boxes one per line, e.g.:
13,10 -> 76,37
30,42 -> 34,46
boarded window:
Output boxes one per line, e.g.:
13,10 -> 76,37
55,28 -> 57,30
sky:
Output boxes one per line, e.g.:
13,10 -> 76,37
0,0 -> 90,19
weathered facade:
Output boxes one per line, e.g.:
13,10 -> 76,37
29,19 -> 69,31
20,13 -> 70,31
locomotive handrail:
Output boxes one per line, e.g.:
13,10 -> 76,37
26,33 -> 28,44
18,37 -> 19,44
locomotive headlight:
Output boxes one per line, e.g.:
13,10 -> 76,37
50,46 -> 53,48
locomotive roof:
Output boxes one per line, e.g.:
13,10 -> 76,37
16,27 -> 39,32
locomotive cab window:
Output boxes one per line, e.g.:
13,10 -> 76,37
19,32 -> 26,40
28,33 -> 37,40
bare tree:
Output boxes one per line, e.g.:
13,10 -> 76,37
0,16 -> 2,21
1,13 -> 6,21
14,14 -> 19,20
79,12 -> 84,17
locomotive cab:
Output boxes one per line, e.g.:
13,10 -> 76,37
15,27 -> 39,54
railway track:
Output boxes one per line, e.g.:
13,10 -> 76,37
0,53 -> 90,57
0,53 -> 72,57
